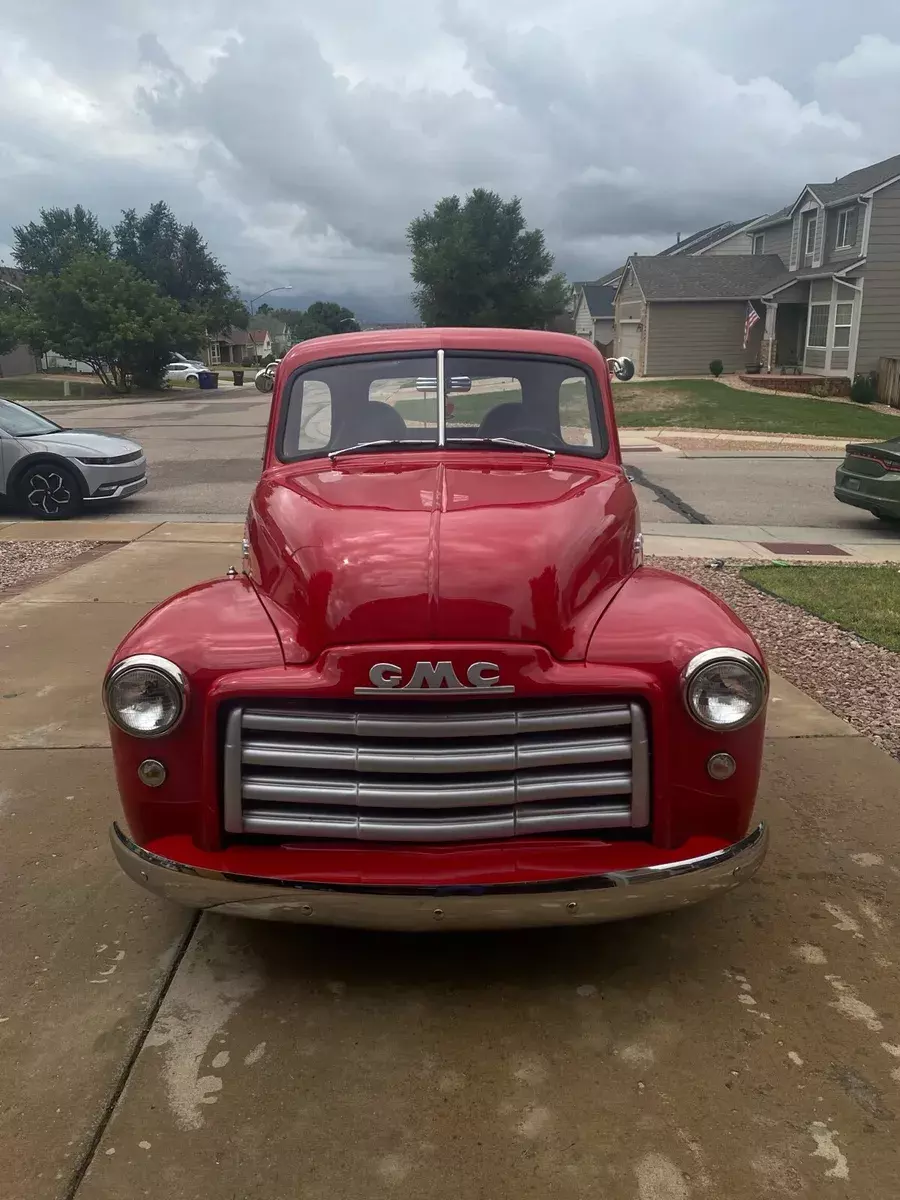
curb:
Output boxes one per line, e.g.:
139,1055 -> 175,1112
2,519 -> 898,563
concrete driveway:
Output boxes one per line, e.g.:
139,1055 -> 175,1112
2,532 -> 900,1199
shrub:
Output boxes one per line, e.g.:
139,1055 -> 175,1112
850,371 -> 878,405
709,359 -> 724,377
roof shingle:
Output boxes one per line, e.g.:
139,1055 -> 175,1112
580,282 -> 616,318
627,255 -> 787,301
657,222 -> 745,256
807,153 -> 900,208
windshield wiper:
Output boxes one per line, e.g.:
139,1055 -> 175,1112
328,438 -> 435,460
446,436 -> 555,458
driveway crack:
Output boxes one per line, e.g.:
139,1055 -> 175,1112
64,912 -> 200,1199
626,464 -> 711,525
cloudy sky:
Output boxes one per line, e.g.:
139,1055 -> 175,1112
2,0 -> 900,319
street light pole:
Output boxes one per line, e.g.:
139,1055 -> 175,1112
248,285 -> 293,316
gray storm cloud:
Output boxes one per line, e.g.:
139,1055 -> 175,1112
2,0 -> 900,317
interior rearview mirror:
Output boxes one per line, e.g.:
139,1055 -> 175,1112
607,357 -> 636,382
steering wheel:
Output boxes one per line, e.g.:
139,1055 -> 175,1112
505,426 -> 567,450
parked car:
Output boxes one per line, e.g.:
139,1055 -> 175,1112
170,352 -> 205,370
0,398 -> 146,519
165,362 -> 202,386
105,328 -> 769,931
834,437 -> 900,523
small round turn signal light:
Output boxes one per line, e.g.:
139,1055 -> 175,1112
138,759 -> 167,788
707,752 -> 737,781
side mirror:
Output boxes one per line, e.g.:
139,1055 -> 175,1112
608,356 -> 635,382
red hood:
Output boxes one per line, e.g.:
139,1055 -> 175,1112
248,454 -> 638,663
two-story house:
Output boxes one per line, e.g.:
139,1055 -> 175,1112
612,152 -> 900,378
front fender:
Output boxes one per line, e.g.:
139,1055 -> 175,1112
106,576 -> 285,846
588,567 -> 767,847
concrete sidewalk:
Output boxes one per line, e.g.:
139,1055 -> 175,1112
620,428 -> 852,455
2,539 -> 900,1199
3,516 -> 899,563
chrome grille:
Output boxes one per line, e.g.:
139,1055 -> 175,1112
223,699 -> 650,843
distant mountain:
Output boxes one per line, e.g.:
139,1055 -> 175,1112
244,288 -> 417,325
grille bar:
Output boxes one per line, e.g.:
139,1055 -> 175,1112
224,698 -> 650,842
241,768 -> 634,809
240,802 -> 635,842
241,703 -> 634,739
241,734 -> 634,775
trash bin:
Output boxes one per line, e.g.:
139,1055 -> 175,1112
232,369 -> 244,386
198,370 -> 220,390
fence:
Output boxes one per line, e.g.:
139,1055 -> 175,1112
877,357 -> 900,408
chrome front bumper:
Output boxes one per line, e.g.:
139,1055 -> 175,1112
111,822 -> 769,931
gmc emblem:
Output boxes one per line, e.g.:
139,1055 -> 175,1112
354,661 -> 514,695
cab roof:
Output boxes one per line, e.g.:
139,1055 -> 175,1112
279,327 -> 605,373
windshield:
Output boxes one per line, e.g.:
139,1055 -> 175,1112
0,399 -> 62,438
279,351 -> 606,461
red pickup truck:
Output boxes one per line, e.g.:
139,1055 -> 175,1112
105,328 -> 769,930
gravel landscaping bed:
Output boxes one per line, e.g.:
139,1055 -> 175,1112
0,540 -> 102,594
653,556 -> 900,762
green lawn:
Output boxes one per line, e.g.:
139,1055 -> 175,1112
0,372 -> 230,403
740,564 -> 900,651
394,381 -> 590,427
0,375 -> 110,402
613,379 -> 900,439
397,378 -> 900,439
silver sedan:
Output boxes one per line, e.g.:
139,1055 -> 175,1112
0,398 -> 147,519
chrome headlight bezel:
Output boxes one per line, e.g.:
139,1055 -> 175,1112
682,648 -> 767,732
103,654 -> 188,739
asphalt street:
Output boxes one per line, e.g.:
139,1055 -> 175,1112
28,393 -> 875,532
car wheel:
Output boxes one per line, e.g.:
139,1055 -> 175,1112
186,374 -> 199,386
16,462 -> 83,520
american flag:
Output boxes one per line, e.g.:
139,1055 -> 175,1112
743,302 -> 760,350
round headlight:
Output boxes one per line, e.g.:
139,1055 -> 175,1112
104,655 -> 187,738
684,649 -> 766,731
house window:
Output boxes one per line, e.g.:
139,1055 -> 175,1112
833,301 -> 853,349
804,214 -> 817,257
807,304 -> 829,348
752,233 -> 765,255
836,208 -> 856,249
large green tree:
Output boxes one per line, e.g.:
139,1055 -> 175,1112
115,202 -> 247,342
0,287 -> 22,356
17,254 -> 204,392
284,301 -> 359,342
408,189 -> 567,328
12,205 -> 113,277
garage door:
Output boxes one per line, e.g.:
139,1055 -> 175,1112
616,322 -> 641,372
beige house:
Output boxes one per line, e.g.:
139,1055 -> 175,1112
572,282 -> 616,353
613,152 -> 900,378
